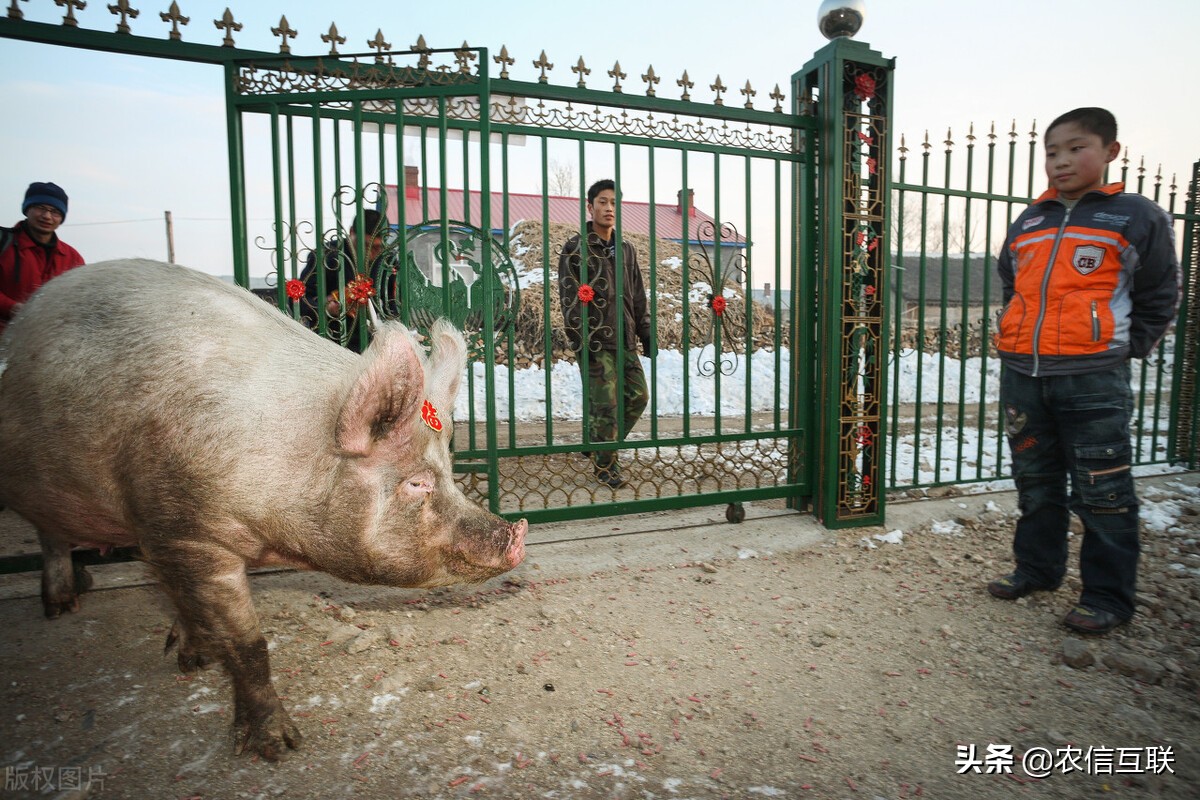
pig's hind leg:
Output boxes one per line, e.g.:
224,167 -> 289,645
148,543 -> 303,761
40,535 -> 92,619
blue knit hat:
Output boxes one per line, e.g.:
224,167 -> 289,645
23,182 -> 69,220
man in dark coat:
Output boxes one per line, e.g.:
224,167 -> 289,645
299,209 -> 389,353
557,179 -> 655,488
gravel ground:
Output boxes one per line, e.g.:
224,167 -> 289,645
0,474 -> 1197,800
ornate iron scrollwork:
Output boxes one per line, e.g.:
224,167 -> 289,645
398,221 -> 520,360
689,219 -> 748,378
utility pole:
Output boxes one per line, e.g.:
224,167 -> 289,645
164,210 -> 175,263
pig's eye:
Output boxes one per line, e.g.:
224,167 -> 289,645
402,473 -> 436,498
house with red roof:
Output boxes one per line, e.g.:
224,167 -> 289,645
383,167 -> 748,280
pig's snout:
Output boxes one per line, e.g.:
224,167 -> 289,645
505,519 -> 529,569
447,516 -> 527,581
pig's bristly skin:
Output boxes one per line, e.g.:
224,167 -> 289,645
0,259 -> 527,761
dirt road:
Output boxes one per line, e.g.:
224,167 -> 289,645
1,475 -> 1197,799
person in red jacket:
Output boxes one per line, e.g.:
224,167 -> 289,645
1,182 -> 85,334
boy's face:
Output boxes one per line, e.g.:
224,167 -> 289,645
1043,121 -> 1120,201
588,189 -> 617,235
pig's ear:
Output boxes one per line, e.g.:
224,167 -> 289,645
426,319 -> 468,410
335,327 -> 425,456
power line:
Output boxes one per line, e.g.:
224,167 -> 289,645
65,217 -> 277,227
65,218 -> 162,226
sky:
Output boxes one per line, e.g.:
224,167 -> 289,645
1,0 -> 1197,278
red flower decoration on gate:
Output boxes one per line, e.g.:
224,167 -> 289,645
421,400 -> 443,432
577,284 -> 595,304
867,156 -> 878,175
856,131 -> 875,146
711,295 -> 727,317
285,278 -> 305,301
856,425 -> 873,447
345,274 -> 375,306
853,73 -> 876,102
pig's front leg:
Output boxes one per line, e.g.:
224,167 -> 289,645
150,544 -> 302,761
39,534 -> 92,618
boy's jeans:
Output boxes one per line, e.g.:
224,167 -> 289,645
1000,363 -> 1139,620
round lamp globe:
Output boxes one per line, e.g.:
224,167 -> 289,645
817,0 -> 866,40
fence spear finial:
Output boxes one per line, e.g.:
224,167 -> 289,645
159,1 -> 189,40
710,75 -> 726,106
321,22 -> 346,56
107,0 -> 139,34
213,8 -> 242,48
534,50 -> 554,84
455,41 -> 477,74
642,65 -> 660,97
571,56 -> 591,88
740,80 -> 756,109
271,15 -> 297,54
677,70 -> 694,101
769,83 -> 785,113
608,60 -> 627,93
365,29 -> 392,63
55,0 -> 86,27
493,45 -> 514,79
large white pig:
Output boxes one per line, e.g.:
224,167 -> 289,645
0,259 -> 527,761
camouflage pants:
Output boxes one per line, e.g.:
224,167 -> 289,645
584,349 -> 648,469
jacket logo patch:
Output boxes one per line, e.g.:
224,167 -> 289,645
1022,215 -> 1045,230
1072,245 -> 1105,275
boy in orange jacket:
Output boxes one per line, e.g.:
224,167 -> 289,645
987,108 -> 1179,634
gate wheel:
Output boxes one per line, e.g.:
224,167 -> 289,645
725,502 -> 746,524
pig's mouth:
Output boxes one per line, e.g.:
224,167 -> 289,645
503,519 -> 528,569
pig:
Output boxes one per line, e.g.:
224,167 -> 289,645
0,259 -> 527,761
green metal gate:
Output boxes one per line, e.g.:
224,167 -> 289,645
226,43 -> 820,525
1,9 -> 897,529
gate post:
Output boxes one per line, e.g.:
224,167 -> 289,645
796,37 -> 894,528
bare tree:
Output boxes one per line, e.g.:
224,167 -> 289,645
549,160 -> 575,197
890,192 -> 982,255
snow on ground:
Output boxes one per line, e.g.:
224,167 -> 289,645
451,343 -> 1184,492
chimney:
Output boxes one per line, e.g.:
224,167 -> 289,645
404,165 -> 420,199
676,188 -> 696,217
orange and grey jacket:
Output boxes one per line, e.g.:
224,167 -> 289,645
996,183 -> 1179,377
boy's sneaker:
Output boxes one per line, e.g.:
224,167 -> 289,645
986,572 -> 1059,600
1063,605 -> 1128,635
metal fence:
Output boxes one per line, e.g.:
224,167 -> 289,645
0,10 -> 899,528
227,43 -> 821,524
887,122 -> 1199,492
